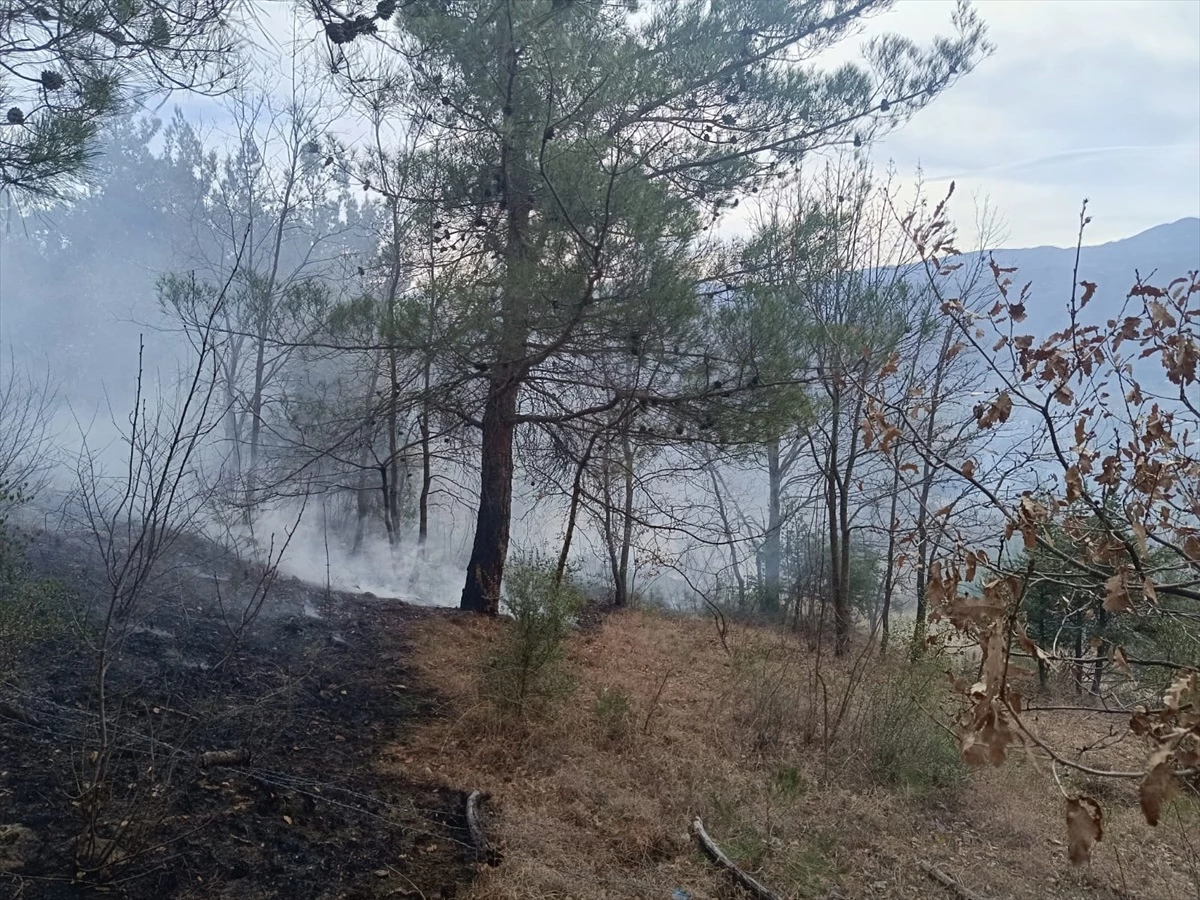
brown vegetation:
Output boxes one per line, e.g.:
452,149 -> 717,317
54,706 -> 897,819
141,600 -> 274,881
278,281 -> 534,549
392,609 -> 1200,900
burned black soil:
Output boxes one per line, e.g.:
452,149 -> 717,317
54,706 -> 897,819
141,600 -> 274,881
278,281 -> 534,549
1,529 -> 480,899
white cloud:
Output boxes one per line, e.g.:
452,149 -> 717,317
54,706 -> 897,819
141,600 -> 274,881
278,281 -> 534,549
863,0 -> 1200,246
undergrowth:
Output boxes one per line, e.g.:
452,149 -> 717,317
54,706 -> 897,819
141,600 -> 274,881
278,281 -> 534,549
852,656 -> 966,797
482,558 -> 581,718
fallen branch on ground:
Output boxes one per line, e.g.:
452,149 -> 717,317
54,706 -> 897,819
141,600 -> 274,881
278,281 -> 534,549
690,816 -> 783,900
198,748 -> 251,768
918,860 -> 988,900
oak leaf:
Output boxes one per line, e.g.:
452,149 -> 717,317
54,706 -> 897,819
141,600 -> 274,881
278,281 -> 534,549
1078,280 -> 1097,307
1113,646 -> 1131,676
1103,570 -> 1132,613
1065,796 -> 1103,864
1140,747 -> 1179,826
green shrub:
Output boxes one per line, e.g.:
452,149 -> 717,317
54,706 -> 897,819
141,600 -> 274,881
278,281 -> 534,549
853,657 -> 966,797
0,480 -> 68,677
593,686 -> 632,741
0,577 -> 68,677
772,765 -> 806,799
483,558 -> 581,718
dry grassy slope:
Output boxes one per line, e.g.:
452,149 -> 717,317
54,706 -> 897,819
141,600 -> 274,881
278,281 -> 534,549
385,610 -> 1199,900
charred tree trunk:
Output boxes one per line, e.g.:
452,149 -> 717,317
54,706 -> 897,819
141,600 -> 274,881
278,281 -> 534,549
386,348 -> 401,550
1036,613 -> 1050,689
823,379 -> 852,656
912,527 -> 930,659
460,366 -> 520,615
380,465 -> 396,547
600,449 -> 622,603
459,21 -> 534,616
417,376 -> 432,547
708,463 -> 747,610
911,325 -> 952,658
556,432 -> 598,585
826,462 -> 843,651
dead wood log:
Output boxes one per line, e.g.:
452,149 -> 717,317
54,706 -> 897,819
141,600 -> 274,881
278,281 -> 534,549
466,790 -> 497,865
690,816 -> 783,900
197,748 -> 251,768
917,861 -> 988,900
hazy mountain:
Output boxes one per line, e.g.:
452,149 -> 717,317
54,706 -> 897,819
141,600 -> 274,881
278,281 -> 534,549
970,217 -> 1199,336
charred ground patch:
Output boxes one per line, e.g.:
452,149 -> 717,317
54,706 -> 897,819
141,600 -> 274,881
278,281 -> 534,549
1,530 -> 478,900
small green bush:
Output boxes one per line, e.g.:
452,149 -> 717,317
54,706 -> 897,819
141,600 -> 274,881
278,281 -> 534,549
853,657 -> 966,797
482,558 -> 581,718
593,686 -> 632,741
772,765 -> 806,799
0,577 -> 68,677
0,480 -> 68,677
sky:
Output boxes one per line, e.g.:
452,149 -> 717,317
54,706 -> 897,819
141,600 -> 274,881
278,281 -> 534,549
857,0 -> 1200,248
187,0 -> 1200,250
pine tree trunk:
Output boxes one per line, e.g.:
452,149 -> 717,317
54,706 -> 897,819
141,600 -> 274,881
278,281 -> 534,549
763,437 -> 782,616
460,366 -> 519,615
418,374 -> 432,547
460,17 -> 533,616
386,348 -> 401,550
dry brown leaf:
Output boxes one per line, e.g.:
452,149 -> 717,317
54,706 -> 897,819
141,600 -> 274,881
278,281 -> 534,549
981,626 -> 1006,692
1066,796 -> 1103,865
1015,620 -> 1052,667
1103,570 -> 1132,613
1176,748 -> 1200,768
975,392 -> 1013,429
1183,534 -> 1200,562
1143,578 -> 1158,603
1140,748 -> 1179,826
1163,670 -> 1197,712
1130,710 -> 1154,736
960,702 -> 1014,768
1065,465 -> 1084,503
1113,646 -> 1131,676
1131,520 -> 1149,555
1079,280 -> 1097,307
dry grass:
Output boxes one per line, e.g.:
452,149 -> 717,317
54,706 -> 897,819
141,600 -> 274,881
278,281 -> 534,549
383,609 -> 1200,900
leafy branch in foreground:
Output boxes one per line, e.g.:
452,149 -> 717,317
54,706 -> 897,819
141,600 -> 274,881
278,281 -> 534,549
866,193 -> 1199,864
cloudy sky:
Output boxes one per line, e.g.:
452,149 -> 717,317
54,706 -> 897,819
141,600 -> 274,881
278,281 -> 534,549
858,0 -> 1200,248
212,0 -> 1199,251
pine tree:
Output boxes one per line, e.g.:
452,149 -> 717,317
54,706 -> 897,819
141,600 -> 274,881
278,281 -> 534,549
316,0 -> 991,614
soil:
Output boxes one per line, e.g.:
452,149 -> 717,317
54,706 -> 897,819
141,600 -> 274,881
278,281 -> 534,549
0,529 -> 481,900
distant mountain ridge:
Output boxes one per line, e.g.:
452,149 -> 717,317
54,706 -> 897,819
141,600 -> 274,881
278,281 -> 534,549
954,217 -> 1199,336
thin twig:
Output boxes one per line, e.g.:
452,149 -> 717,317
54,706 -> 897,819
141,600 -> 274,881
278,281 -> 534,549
917,860 -> 989,900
